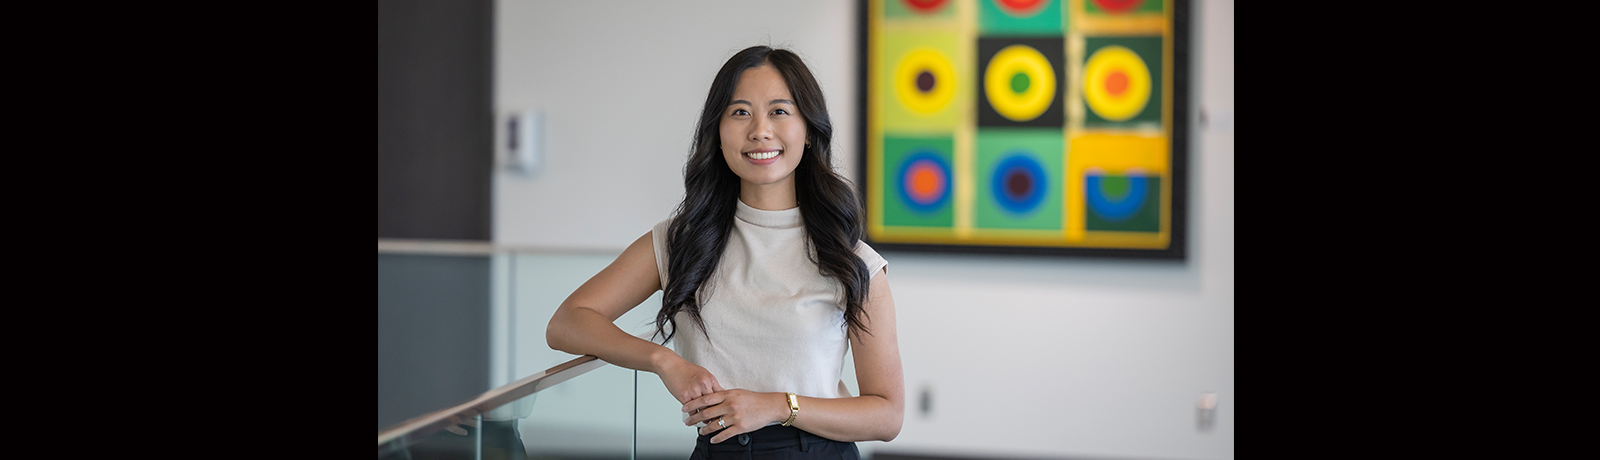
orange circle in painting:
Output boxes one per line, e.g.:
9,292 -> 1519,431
1105,70 -> 1129,96
1083,45 -> 1151,121
911,168 -> 941,197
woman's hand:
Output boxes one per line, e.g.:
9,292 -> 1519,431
657,358 -> 725,405
681,390 -> 787,444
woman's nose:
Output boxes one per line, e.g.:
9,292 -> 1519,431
749,117 -> 773,141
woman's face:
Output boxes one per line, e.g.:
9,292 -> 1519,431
720,65 -> 807,194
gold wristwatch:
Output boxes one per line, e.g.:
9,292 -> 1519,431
782,392 -> 799,427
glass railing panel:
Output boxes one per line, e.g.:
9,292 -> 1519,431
632,369 -> 698,459
501,251 -> 704,459
511,360 -> 637,459
378,412 -> 482,460
378,354 -> 629,460
507,250 -> 657,458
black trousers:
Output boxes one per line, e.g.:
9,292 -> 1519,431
692,425 -> 860,460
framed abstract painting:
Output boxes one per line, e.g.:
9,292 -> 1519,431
858,0 -> 1190,258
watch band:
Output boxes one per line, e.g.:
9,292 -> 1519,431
782,392 -> 799,427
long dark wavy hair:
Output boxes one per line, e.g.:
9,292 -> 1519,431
654,46 -> 872,344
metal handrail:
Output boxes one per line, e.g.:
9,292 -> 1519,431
377,355 -> 610,456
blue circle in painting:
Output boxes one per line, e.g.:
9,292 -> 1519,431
990,153 -> 1046,215
895,150 -> 951,214
1085,174 -> 1149,221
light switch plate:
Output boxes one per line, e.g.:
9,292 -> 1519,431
507,110 -> 543,175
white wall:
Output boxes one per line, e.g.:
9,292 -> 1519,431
494,1 -> 1233,459
494,0 -> 858,249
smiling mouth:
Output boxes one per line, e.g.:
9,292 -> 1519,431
745,150 -> 781,160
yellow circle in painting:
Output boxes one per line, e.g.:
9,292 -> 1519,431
983,45 -> 1056,122
1083,45 -> 1152,122
894,48 -> 956,115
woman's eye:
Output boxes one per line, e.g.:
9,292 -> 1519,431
731,109 -> 749,116
772,108 -> 790,115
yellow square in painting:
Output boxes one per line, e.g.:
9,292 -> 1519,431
879,29 -> 964,133
1065,134 -> 1168,243
1068,133 -> 1168,173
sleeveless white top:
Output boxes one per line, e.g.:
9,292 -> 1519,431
651,199 -> 888,401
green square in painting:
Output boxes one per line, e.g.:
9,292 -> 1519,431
884,0 -> 956,19
1082,36 -> 1163,129
975,128 -> 1063,230
1084,175 -> 1161,232
1084,0 -> 1163,16
882,135 -> 955,228
979,0 -> 1064,35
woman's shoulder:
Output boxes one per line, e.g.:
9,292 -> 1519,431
651,216 -> 674,235
853,240 -> 889,277
649,216 -> 676,287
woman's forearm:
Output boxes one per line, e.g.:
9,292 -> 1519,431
546,305 -> 682,374
785,392 -> 904,442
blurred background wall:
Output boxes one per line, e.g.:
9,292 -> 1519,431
377,0 -> 493,432
383,0 -> 1232,458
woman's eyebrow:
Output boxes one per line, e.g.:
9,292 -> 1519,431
728,99 -> 795,107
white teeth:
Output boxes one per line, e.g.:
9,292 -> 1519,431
747,151 -> 780,160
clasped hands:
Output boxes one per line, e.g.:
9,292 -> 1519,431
661,360 -> 787,444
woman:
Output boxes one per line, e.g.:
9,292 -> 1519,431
546,45 -> 903,459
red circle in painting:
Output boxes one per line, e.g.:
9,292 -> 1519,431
1105,70 -> 1129,96
903,0 -> 950,13
1091,0 -> 1144,13
997,0 -> 1046,13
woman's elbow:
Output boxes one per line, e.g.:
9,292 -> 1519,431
871,402 -> 904,442
545,311 -> 573,353
877,417 -> 903,442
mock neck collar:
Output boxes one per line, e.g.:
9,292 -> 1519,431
735,199 -> 802,229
